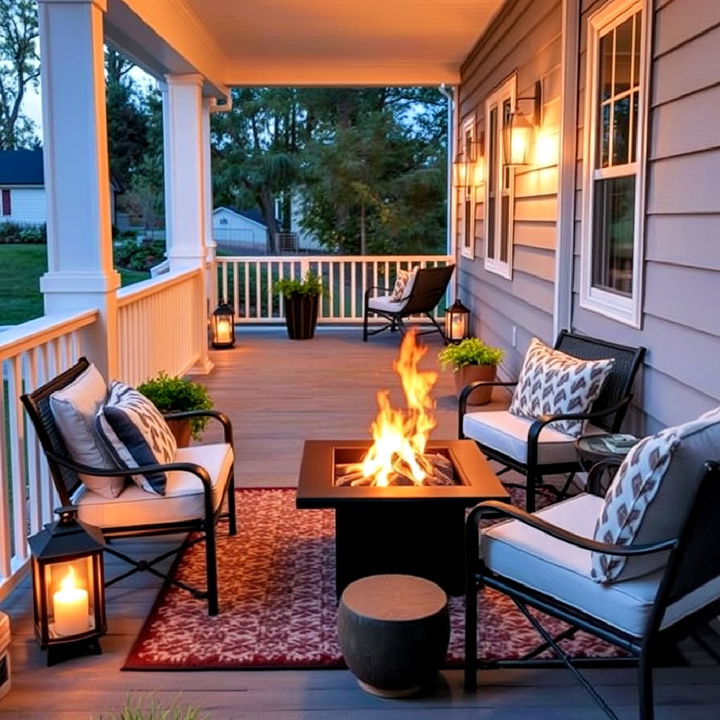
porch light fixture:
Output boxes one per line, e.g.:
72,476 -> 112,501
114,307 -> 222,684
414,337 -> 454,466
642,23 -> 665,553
29,506 -> 106,665
445,299 -> 471,343
453,136 -> 484,189
211,300 -> 236,349
503,80 -> 542,167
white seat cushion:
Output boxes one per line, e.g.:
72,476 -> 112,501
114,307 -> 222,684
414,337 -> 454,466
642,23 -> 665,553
368,295 -> 408,313
463,409 -> 604,465
482,493 -> 720,637
74,443 -> 233,528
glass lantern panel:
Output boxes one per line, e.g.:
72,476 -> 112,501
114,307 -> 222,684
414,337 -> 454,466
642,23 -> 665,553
44,557 -> 95,639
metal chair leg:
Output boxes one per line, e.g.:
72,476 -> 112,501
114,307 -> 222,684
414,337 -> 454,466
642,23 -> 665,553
363,304 -> 369,341
226,469 -> 237,536
205,522 -> 219,616
638,647 -> 655,720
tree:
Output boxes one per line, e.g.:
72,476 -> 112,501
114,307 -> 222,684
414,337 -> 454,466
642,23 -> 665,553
0,0 -> 39,149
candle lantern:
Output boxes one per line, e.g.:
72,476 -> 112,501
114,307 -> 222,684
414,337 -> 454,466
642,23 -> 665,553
29,506 -> 106,665
445,299 -> 471,344
211,300 -> 236,349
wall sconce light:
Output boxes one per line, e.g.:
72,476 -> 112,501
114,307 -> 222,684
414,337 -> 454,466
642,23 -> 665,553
211,300 -> 236,349
454,135 -> 484,189
503,80 -> 542,167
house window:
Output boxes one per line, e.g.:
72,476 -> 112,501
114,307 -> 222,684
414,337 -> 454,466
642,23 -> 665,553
581,0 -> 648,326
485,77 -> 516,279
1,189 -> 10,216
459,118 -> 475,260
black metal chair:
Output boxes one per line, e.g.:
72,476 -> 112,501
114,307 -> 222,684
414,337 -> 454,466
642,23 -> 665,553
459,330 -> 646,511
464,460 -> 720,720
21,357 -> 237,616
362,264 -> 455,342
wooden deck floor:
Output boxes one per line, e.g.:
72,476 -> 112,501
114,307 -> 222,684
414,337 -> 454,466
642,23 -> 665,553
1,327 -> 718,719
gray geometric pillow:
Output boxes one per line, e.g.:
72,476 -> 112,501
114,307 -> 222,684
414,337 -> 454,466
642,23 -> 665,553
509,338 -> 615,437
591,405 -> 720,583
95,381 -> 177,495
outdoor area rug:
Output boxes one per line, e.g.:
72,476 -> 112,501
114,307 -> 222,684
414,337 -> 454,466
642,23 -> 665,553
123,487 -> 623,670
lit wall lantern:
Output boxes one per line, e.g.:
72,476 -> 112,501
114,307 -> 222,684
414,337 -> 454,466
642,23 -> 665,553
453,151 -> 470,189
29,507 -> 106,665
503,80 -> 542,167
445,299 -> 471,343
211,300 -> 236,349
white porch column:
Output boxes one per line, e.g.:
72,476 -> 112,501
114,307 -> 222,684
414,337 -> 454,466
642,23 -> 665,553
38,0 -> 120,379
202,97 -> 218,312
162,73 -> 212,373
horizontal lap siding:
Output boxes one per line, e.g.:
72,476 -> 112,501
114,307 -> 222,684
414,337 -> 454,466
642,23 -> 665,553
572,0 -> 720,431
457,0 -> 562,376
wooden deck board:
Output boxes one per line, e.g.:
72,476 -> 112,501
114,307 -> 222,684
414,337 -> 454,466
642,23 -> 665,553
0,327 -> 718,718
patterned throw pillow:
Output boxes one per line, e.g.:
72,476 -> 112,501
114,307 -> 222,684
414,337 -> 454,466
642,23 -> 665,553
509,338 -> 615,437
95,381 -> 177,495
591,406 -> 720,583
389,268 -> 417,302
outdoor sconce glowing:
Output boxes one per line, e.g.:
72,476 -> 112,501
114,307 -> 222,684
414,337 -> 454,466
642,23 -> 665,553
445,299 -> 471,343
453,151 -> 471,189
29,506 -> 106,666
211,300 -> 236,349
503,80 -> 542,167
454,139 -> 484,190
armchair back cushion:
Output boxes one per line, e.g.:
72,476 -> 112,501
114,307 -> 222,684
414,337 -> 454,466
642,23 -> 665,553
49,361 -> 124,498
509,338 -> 615,437
592,406 -> 720,583
390,268 -> 417,302
96,381 -> 177,496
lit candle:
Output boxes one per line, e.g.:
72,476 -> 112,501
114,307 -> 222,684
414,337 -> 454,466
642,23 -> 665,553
451,316 -> 465,340
53,566 -> 89,636
216,320 -> 231,343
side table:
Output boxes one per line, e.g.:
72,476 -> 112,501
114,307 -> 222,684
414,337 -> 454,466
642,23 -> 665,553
575,433 -> 639,496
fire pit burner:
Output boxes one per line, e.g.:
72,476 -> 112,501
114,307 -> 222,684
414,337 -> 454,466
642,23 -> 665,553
335,450 -> 455,487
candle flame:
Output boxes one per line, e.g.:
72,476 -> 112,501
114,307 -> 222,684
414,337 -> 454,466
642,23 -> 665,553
59,565 -> 80,593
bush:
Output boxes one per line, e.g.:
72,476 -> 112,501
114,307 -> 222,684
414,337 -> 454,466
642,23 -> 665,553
0,222 -> 46,244
113,237 -> 165,271
438,337 -> 505,370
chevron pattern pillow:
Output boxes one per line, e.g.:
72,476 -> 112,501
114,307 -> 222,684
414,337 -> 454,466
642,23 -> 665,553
389,268 -> 417,302
96,381 -> 177,495
591,405 -> 720,583
509,338 -> 615,436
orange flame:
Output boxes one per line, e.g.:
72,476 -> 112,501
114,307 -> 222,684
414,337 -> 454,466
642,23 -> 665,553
357,330 -> 437,486
59,565 -> 80,592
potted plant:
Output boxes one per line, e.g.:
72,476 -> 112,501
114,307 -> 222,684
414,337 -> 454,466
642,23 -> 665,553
275,270 -> 323,340
137,372 -> 214,447
438,338 -> 504,406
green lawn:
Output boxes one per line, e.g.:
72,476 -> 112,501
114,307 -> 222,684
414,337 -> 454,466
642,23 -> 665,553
0,244 -> 150,326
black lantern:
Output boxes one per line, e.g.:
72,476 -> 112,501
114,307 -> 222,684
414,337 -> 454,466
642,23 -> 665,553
445,299 -> 471,343
29,506 -> 106,665
211,300 -> 236,349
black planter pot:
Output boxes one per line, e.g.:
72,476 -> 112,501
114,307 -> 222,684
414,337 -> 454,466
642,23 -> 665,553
284,293 -> 320,340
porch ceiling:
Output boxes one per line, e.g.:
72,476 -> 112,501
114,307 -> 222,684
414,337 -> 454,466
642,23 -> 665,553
108,0 -> 503,93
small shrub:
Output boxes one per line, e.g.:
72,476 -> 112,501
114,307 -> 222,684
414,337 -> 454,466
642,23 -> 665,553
114,237 -> 166,271
438,337 -> 505,370
275,270 -> 323,298
0,221 -> 46,244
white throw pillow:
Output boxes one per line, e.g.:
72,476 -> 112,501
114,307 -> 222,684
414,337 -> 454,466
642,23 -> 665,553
49,362 -> 124,499
509,338 -> 615,437
95,381 -> 177,496
389,268 -> 417,302
592,406 -> 720,583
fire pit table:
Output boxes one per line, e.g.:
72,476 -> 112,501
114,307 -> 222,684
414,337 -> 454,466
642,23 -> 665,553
296,439 -> 509,596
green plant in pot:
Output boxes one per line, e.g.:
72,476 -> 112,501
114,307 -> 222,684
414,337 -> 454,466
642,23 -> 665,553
438,338 -> 504,406
137,372 -> 214,446
275,270 -> 323,340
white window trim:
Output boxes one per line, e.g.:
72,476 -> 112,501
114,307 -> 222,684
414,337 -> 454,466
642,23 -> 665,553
484,75 -> 516,280
459,114 -> 476,260
579,0 -> 650,328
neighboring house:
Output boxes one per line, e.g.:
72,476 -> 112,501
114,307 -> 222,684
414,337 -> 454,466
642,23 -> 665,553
212,206 -> 269,253
0,149 -> 121,227
454,0 -> 719,434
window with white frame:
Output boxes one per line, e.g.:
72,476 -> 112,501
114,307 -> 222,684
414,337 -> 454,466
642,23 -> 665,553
459,117 -> 475,260
581,0 -> 648,326
485,77 -> 516,278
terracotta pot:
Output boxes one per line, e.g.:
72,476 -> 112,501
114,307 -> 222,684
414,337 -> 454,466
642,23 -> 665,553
285,294 -> 320,340
454,364 -> 497,406
165,418 -> 192,447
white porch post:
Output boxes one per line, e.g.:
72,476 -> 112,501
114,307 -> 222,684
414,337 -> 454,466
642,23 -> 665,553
37,0 -> 120,379
202,98 -> 218,312
162,73 -> 212,373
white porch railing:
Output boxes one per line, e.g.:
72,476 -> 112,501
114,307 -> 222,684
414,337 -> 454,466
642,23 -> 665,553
118,267 -> 205,387
216,255 -> 453,323
0,309 -> 98,596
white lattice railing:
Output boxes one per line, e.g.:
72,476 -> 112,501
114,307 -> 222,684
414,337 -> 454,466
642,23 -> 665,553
216,255 -> 453,324
117,267 -> 205,388
0,309 -> 98,595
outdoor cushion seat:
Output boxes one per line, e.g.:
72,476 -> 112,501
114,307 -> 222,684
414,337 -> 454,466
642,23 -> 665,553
367,295 -> 408,314
463,410 -> 605,466
74,443 -> 234,529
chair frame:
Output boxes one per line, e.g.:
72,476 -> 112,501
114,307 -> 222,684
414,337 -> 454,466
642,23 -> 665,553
458,329 -> 646,511
362,264 -> 455,342
464,460 -> 720,720
21,358 -> 237,616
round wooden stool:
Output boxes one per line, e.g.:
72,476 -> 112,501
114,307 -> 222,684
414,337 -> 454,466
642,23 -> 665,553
337,574 -> 450,697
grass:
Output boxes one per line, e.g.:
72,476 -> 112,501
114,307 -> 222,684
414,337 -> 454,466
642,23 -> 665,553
0,245 -> 150,326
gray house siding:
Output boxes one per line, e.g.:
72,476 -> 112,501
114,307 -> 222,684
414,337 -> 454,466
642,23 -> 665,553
456,0 -> 562,379
572,0 -> 720,433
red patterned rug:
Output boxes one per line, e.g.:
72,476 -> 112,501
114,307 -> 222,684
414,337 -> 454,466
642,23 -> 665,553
123,488 -> 622,670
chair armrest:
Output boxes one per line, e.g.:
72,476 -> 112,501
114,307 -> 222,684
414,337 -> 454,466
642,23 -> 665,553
467,499 -> 677,557
458,381 -> 518,437
163,409 -> 233,446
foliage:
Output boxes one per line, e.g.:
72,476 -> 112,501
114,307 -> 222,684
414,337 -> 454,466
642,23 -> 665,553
113,237 -> 166,271
137,372 -> 213,441
0,221 -> 45,243
438,338 -> 505,370
0,0 -> 39,149
274,270 -> 323,298
94,693 -> 210,720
